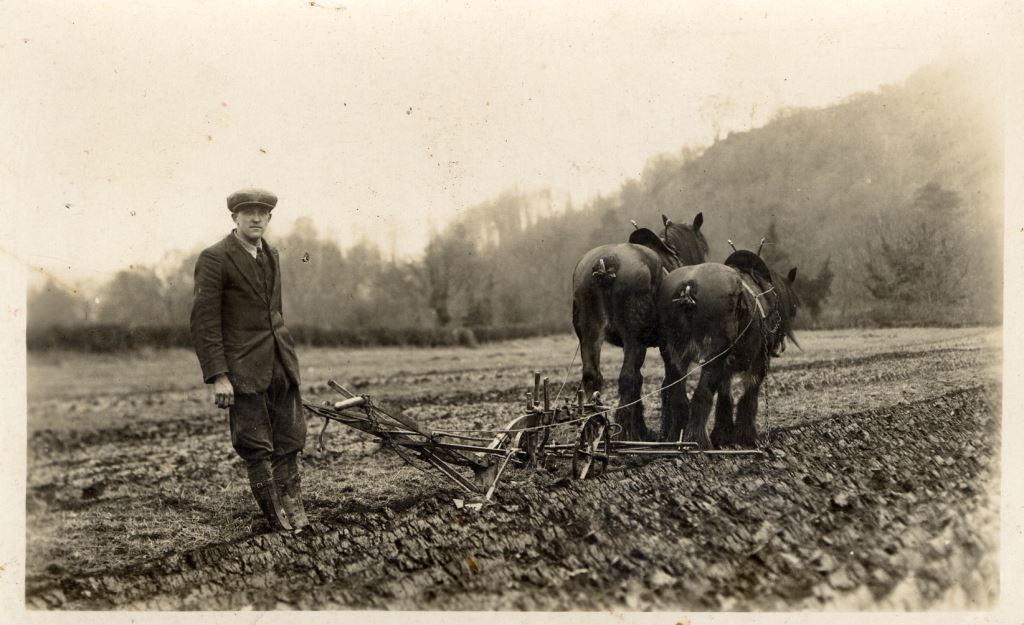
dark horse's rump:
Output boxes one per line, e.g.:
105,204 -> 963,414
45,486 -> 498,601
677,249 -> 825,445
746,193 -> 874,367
571,213 -> 707,442
657,256 -> 799,449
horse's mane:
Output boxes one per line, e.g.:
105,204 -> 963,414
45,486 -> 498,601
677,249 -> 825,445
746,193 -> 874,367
664,222 -> 709,265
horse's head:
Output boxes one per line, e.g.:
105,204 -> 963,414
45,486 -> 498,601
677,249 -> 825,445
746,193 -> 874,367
771,266 -> 801,351
784,267 -> 799,311
661,212 -> 708,265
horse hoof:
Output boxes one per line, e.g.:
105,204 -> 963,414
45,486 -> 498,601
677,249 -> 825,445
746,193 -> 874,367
735,429 -> 758,449
681,429 -> 709,450
710,432 -> 733,449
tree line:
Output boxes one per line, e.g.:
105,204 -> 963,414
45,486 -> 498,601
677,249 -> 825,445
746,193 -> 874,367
28,60 -> 1001,348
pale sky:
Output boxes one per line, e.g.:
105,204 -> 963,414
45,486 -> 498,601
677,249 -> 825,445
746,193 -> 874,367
1,0 -> 1007,287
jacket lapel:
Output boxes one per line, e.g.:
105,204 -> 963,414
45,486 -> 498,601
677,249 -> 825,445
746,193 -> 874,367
266,241 -> 281,305
225,234 -> 270,305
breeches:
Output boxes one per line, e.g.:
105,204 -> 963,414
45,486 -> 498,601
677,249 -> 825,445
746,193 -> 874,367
228,353 -> 306,479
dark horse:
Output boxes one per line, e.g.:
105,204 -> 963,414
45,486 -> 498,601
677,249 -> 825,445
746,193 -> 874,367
657,250 -> 799,449
571,213 -> 708,442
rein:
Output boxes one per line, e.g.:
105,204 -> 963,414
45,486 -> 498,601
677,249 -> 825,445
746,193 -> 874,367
740,280 -> 775,320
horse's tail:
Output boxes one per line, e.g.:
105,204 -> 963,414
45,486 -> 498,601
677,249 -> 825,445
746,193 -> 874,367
591,257 -> 617,287
782,325 -> 800,352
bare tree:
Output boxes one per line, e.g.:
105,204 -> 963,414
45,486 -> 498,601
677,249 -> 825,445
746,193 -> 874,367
864,183 -> 968,306
27,279 -> 89,328
97,268 -> 171,326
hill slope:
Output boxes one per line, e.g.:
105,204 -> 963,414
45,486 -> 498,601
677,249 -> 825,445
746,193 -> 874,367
447,60 -> 1002,327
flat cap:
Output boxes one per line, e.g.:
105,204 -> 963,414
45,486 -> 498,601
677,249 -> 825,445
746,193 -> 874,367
227,188 -> 278,213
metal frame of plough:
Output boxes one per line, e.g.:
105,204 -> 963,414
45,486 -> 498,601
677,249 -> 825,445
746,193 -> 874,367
303,373 -> 763,503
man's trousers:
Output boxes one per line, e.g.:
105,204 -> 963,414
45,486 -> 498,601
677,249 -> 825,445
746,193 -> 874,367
228,353 -> 306,485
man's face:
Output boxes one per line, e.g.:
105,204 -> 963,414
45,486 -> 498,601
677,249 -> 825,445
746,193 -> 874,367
232,207 -> 272,243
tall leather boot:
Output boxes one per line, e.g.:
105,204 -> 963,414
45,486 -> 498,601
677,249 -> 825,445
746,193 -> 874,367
274,455 -> 310,531
278,473 -> 310,531
250,479 -> 293,532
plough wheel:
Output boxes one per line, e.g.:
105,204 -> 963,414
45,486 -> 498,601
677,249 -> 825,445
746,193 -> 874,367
572,414 -> 610,480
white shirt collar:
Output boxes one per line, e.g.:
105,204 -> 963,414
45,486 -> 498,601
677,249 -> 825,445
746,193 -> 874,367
233,230 -> 263,259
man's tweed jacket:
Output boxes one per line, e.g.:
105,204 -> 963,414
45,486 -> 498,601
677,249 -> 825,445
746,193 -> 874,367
190,233 -> 301,394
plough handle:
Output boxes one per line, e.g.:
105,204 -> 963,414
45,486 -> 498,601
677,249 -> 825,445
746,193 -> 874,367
328,379 -> 357,398
333,396 -> 368,410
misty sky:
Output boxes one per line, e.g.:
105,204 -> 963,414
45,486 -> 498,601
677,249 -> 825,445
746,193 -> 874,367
2,0 -> 1006,287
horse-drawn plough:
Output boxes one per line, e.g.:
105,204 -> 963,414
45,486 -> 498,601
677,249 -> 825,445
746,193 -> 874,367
305,223 -> 794,505
303,372 -> 764,505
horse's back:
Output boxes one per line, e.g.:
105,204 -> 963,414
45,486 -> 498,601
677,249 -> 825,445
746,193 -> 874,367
572,243 -> 661,293
659,263 -> 740,312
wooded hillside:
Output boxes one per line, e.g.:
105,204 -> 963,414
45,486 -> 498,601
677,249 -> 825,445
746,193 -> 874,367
427,60 -> 1002,328
30,60 -> 1002,345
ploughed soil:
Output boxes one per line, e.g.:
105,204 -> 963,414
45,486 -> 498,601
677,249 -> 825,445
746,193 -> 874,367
25,328 -> 1001,610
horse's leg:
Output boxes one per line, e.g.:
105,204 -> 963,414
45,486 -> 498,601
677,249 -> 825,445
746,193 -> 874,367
573,298 -> 604,398
682,360 -> 725,450
710,373 -> 735,448
616,341 -> 648,441
735,358 -> 768,448
579,336 -> 604,400
659,345 -> 689,442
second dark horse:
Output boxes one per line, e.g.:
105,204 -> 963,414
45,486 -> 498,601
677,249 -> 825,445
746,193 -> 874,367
657,250 -> 799,449
571,213 -> 708,441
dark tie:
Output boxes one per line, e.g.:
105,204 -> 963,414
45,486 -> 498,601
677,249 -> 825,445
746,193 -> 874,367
255,247 -> 272,297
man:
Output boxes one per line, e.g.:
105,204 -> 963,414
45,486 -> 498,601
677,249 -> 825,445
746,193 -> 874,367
190,188 -> 309,533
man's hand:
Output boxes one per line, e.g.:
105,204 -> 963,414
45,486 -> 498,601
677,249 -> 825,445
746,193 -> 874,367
212,374 -> 235,409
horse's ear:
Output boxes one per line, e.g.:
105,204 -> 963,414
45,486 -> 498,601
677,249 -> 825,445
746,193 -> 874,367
693,212 -> 703,232
662,214 -> 672,227
787,267 -> 798,284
